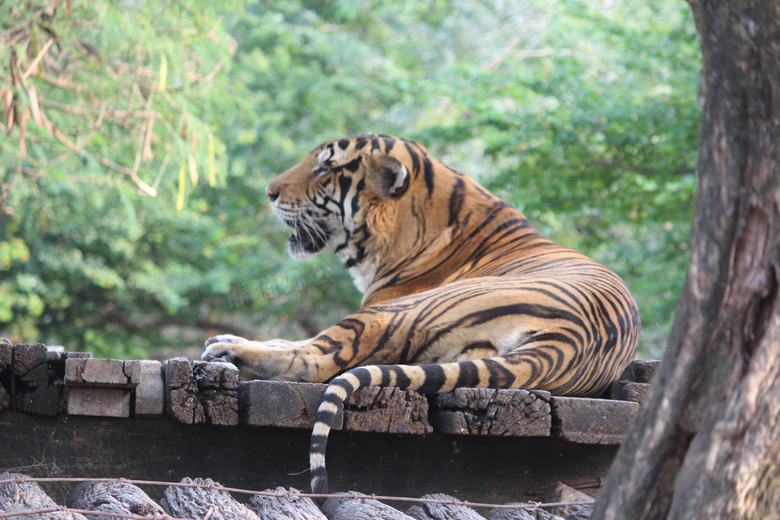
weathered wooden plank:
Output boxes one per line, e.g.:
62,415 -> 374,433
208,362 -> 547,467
239,379 -> 342,429
47,351 -> 92,364
550,397 -> 639,445
0,472 -> 88,520
431,389 -> 551,437
247,487 -> 327,520
322,493 -> 416,520
64,358 -> 139,388
164,359 -> 239,426
160,477 -> 260,520
0,385 -> 9,412
345,386 -> 432,435
619,359 -> 661,384
606,380 -> 649,403
164,357 -> 204,424
15,382 -> 61,416
240,382 -> 431,434
192,360 -> 239,426
0,412 -> 619,506
406,493 -> 486,520
11,343 -> 61,415
134,360 -> 164,416
0,340 -> 11,413
0,338 -> 12,370
12,343 -> 48,382
66,481 -> 165,520
66,387 -> 132,418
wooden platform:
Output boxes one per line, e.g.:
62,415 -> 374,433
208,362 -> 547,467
0,341 -> 659,506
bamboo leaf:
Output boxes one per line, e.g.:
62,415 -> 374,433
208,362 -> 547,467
2,88 -> 13,134
158,54 -> 168,93
208,133 -> 216,187
19,108 -> 29,154
176,159 -> 186,211
188,153 -> 198,186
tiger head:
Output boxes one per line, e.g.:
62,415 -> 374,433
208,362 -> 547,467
265,135 -> 509,297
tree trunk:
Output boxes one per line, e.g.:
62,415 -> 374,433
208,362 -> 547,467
591,1 -> 780,519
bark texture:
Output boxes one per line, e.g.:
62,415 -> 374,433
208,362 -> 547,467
247,487 -> 327,520
160,477 -> 260,520
591,1 -> 780,519
66,481 -> 164,520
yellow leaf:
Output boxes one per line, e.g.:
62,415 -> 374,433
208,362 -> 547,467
208,133 -> 216,187
188,153 -> 198,186
158,54 -> 168,93
176,159 -> 186,211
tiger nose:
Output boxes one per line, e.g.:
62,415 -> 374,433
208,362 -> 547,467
266,186 -> 279,202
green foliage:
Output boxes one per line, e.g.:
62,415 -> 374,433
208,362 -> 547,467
1,0 -> 700,359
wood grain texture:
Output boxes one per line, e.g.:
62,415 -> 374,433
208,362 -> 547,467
160,477 -> 260,520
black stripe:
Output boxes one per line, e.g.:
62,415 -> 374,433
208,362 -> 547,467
352,178 -> 364,217
416,364 -> 447,394
448,177 -> 465,226
391,366 -> 412,389
310,433 -> 329,452
314,409 -> 338,427
337,139 -> 349,150
311,473 -> 328,498
321,391 -> 346,406
484,358 -> 516,388
456,361 -> 480,387
352,367 -> 373,387
342,157 -> 361,173
423,158 -> 435,196
382,135 -> 397,151
466,303 -> 586,329
380,367 -> 392,387
460,341 -> 497,356
403,140 -> 421,175
338,174 -> 352,207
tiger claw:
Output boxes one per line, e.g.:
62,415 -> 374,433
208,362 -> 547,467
202,335 -> 246,363
201,344 -> 236,363
204,334 -> 244,347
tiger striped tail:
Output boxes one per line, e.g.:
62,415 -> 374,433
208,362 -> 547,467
309,361 -> 473,499
309,368 -> 373,499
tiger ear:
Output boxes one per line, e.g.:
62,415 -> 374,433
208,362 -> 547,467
368,155 -> 409,199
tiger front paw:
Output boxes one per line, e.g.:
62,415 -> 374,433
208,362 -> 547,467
201,334 -> 247,364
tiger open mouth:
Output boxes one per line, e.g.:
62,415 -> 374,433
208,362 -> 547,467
285,217 -> 329,256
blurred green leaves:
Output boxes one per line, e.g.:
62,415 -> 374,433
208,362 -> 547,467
1,0 -> 700,359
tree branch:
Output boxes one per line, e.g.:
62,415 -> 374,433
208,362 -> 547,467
102,313 -> 263,342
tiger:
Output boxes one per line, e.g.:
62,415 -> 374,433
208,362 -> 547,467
202,134 -> 640,497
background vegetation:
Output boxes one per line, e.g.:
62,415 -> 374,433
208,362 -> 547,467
1,0 -> 700,360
